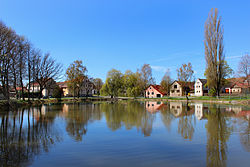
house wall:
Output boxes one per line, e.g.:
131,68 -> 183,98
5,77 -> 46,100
28,85 -> 52,97
195,79 -> 203,96
62,87 -> 69,96
145,86 -> 163,98
170,81 -> 182,97
232,87 -> 241,93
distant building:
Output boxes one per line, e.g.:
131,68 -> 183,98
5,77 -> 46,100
57,78 -> 97,97
57,81 -> 70,96
145,85 -> 166,98
170,81 -> 194,97
194,79 -> 209,96
223,76 -> 250,94
27,78 -> 57,97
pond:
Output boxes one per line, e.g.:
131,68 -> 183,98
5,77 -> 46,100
0,101 -> 250,167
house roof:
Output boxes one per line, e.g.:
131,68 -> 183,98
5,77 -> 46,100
172,81 -> 195,90
146,85 -> 166,95
197,79 -> 207,85
233,82 -> 250,89
57,81 -> 69,88
225,76 -> 250,89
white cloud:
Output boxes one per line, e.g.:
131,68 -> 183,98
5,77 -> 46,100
226,55 -> 242,59
151,65 -> 168,73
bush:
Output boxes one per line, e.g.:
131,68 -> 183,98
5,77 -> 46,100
52,86 -> 63,99
208,88 -> 216,97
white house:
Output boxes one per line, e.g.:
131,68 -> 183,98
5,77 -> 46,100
194,79 -> 209,96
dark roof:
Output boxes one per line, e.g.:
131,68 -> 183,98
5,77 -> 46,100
198,79 -> 207,85
173,81 -> 195,90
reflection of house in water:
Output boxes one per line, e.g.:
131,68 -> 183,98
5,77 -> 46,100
62,103 -> 69,113
170,102 -> 183,117
225,106 -> 243,114
237,110 -> 250,120
195,103 -> 204,120
145,101 -> 164,113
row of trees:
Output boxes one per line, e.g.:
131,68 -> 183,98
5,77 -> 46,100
0,20 -> 62,101
100,64 -> 155,98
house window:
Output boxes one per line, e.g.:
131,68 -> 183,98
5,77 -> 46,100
152,92 -> 154,95
148,92 -> 150,95
171,90 -> 174,93
177,90 -> 180,93
152,104 -> 154,106
174,85 -> 177,89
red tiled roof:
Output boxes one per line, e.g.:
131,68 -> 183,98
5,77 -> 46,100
147,85 -> 166,95
234,82 -> 250,89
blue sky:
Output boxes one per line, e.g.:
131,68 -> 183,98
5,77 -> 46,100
0,0 -> 249,83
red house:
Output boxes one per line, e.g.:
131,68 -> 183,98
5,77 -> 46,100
145,85 -> 166,98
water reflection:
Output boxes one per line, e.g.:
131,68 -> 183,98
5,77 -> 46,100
0,107 -> 61,166
0,101 -> 249,167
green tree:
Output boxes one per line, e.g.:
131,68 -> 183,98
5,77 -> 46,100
100,69 -> 123,98
204,8 -> 229,97
204,60 -> 233,96
52,85 -> 63,99
123,70 -> 144,98
66,60 -> 87,98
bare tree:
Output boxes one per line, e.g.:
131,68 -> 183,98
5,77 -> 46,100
238,54 -> 250,79
177,62 -> 194,82
35,53 -> 63,99
160,69 -> 172,96
0,22 -> 17,101
204,8 -> 226,97
139,64 -> 155,97
16,36 -> 28,100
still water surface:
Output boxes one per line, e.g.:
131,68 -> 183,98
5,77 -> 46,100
0,101 -> 250,167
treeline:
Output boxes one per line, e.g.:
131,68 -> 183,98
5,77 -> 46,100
0,20 -> 62,101
100,64 -> 155,97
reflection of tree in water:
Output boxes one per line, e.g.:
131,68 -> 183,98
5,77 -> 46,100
0,106 -> 61,167
205,105 -> 232,167
239,119 -> 250,152
100,102 -> 155,137
159,104 -> 176,131
65,103 -> 102,141
177,105 -> 196,140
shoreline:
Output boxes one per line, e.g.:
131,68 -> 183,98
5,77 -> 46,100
0,96 -> 249,109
